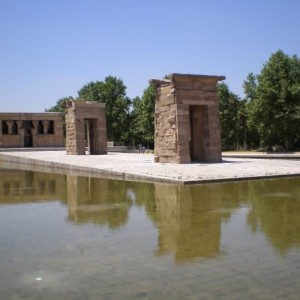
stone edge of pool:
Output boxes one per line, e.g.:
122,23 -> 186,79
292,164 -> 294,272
0,151 -> 300,185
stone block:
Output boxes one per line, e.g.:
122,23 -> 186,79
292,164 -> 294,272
152,73 -> 224,164
176,107 -> 190,116
167,116 -> 176,123
66,101 -> 107,155
160,86 -> 171,95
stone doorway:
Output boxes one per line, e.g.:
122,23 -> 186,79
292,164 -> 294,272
66,100 -> 107,155
151,73 -> 225,164
22,121 -> 34,148
85,119 -> 99,154
24,129 -> 33,147
189,106 -> 208,161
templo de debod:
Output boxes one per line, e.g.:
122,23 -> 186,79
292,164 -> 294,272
1,73 -> 225,166
151,73 -> 225,164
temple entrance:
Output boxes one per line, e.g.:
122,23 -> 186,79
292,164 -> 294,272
189,106 -> 208,161
66,100 -> 107,155
24,129 -> 33,147
22,121 -> 34,148
86,119 -> 98,154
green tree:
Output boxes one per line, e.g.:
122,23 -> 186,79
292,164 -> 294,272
248,50 -> 300,150
45,96 -> 74,112
242,73 -> 259,148
130,83 -> 156,149
243,72 -> 257,102
217,83 -> 244,150
78,76 -> 131,144
237,99 -> 248,149
130,96 -> 143,145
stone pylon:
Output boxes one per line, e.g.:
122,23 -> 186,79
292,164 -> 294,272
150,73 -> 225,163
65,100 -> 107,155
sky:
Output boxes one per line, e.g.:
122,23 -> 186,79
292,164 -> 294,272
1,0 -> 300,112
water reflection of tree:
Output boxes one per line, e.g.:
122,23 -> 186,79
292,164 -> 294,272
128,181 -> 157,224
246,177 -> 300,254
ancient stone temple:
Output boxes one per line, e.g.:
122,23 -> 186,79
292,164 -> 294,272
65,100 -> 107,155
0,113 -> 64,148
150,73 -> 225,164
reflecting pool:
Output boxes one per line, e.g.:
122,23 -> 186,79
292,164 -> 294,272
0,168 -> 300,299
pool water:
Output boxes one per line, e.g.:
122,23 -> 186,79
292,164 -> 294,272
0,168 -> 299,299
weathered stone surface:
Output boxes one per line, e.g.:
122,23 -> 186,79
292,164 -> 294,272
150,73 -> 225,164
65,100 -> 107,155
0,112 -> 64,148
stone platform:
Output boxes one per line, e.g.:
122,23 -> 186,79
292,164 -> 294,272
0,150 -> 300,184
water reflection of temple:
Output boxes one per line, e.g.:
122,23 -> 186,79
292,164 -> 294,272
154,183 -> 241,262
67,176 -> 133,228
0,169 -> 67,204
1,167 -> 299,258
66,176 -> 158,229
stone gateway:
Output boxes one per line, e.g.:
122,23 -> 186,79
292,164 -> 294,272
65,100 -> 107,155
150,73 -> 225,164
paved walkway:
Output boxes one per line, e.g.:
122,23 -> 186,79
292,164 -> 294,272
1,150 -> 300,184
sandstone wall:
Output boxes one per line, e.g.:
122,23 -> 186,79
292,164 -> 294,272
151,74 -> 225,164
65,100 -> 107,155
0,113 -> 64,148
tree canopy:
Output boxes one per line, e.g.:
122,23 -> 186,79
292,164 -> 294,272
77,76 -> 131,144
220,50 -> 300,151
247,50 -> 300,150
217,83 -> 245,150
45,96 -> 74,113
130,83 -> 156,148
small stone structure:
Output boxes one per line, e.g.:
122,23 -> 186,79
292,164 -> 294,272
0,113 -> 64,148
150,73 -> 225,164
66,100 -> 107,155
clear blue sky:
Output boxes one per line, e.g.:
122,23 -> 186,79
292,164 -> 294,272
1,0 -> 300,112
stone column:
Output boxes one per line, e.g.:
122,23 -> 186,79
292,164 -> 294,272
6,120 -> 14,135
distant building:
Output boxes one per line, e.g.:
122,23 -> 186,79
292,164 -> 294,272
0,112 -> 64,148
